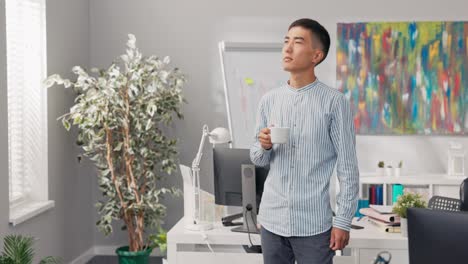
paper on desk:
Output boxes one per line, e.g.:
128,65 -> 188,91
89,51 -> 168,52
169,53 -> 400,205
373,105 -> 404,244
369,205 -> 394,214
359,208 -> 400,223
179,164 -> 193,185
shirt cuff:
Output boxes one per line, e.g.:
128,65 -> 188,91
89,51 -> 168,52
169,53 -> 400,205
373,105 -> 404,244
333,215 -> 352,232
262,147 -> 272,153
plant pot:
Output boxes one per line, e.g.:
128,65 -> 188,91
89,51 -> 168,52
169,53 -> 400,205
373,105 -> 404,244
394,168 -> 401,178
385,167 -> 393,177
400,218 -> 408,237
116,246 -> 153,264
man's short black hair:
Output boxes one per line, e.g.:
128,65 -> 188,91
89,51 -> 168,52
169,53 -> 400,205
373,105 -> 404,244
288,18 -> 330,65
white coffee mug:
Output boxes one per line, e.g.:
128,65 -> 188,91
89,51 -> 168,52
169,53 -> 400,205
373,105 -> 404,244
270,127 -> 290,144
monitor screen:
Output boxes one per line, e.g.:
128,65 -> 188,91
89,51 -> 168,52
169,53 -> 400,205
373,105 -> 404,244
213,148 -> 269,209
408,207 -> 468,264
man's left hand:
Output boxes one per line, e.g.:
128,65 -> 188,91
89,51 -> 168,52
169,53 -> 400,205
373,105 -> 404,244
329,227 -> 349,250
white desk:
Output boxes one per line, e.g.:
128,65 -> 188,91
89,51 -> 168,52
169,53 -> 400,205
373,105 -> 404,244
167,217 -> 409,264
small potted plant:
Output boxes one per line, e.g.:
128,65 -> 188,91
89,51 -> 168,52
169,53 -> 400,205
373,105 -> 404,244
392,192 -> 426,237
0,235 -> 60,264
385,165 -> 393,177
148,231 -> 167,264
394,161 -> 403,178
377,161 -> 385,176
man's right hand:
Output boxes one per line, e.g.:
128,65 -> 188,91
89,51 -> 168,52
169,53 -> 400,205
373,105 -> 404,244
258,127 -> 273,150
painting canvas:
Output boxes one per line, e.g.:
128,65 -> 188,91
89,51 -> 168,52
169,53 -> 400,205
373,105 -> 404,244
337,21 -> 468,135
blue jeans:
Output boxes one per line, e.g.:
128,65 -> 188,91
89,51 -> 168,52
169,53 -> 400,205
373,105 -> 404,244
261,227 -> 335,264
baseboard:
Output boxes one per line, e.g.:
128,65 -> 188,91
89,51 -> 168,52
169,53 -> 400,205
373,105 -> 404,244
69,247 -> 95,264
69,246 -> 164,264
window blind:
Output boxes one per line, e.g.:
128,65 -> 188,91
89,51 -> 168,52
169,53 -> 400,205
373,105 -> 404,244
6,0 -> 47,203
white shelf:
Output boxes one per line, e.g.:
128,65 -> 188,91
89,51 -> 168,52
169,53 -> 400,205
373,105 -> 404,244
358,173 -> 465,206
360,174 -> 464,186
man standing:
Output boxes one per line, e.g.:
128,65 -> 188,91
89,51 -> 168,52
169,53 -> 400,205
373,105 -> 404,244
250,18 -> 359,264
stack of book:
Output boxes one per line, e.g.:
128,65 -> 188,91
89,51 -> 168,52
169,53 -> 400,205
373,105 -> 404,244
359,205 -> 401,233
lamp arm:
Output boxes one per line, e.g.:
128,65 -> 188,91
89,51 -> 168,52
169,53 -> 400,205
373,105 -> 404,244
190,125 -> 210,226
192,125 -> 210,169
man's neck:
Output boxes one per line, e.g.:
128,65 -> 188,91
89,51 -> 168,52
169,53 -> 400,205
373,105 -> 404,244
288,70 -> 317,89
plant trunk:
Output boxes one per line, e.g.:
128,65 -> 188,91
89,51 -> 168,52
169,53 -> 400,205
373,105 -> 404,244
126,213 -> 144,251
122,85 -> 145,252
105,126 -> 144,252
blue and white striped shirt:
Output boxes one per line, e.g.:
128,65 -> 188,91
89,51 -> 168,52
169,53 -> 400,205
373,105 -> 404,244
250,79 -> 359,236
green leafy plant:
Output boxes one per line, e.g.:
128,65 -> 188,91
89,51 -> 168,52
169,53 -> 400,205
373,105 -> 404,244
148,228 -> 167,253
398,160 -> 403,168
392,192 -> 426,218
0,235 -> 60,264
378,161 -> 385,168
45,34 -> 185,252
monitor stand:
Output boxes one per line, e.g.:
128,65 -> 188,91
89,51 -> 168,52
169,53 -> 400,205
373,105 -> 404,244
231,164 -> 259,234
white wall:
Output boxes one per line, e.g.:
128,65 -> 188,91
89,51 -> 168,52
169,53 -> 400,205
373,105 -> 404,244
0,0 -> 93,262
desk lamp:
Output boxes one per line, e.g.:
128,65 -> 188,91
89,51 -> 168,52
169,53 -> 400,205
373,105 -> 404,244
186,125 -> 230,231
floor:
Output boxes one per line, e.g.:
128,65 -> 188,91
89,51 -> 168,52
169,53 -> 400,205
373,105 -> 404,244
86,256 -> 163,264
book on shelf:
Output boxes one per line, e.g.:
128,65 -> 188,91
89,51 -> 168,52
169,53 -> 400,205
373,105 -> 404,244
376,185 -> 383,205
392,184 -> 404,204
368,185 -> 384,205
369,185 -> 376,204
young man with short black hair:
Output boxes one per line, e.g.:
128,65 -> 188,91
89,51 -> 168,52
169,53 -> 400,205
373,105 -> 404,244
250,18 -> 359,264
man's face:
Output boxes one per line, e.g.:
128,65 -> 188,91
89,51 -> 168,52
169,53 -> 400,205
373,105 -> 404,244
282,26 -> 323,73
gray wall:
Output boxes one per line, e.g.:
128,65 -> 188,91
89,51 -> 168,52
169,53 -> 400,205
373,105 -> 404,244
89,0 -> 468,246
0,0 -> 93,262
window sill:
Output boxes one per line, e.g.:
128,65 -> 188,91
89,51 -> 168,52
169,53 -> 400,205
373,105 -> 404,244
9,200 -> 55,226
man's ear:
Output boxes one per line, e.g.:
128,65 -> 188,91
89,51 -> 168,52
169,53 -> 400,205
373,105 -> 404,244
312,50 -> 324,65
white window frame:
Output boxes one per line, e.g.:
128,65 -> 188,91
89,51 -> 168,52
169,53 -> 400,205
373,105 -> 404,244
6,0 -> 54,226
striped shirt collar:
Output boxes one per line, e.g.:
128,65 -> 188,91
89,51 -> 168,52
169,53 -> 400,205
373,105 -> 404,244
286,78 -> 319,93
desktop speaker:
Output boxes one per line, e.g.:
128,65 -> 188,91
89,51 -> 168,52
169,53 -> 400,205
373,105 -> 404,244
460,178 -> 468,211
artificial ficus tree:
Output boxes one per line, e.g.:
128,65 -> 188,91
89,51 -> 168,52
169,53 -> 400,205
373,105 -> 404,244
45,34 -> 185,252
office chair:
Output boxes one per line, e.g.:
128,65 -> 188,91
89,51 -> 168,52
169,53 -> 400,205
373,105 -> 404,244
427,195 -> 460,212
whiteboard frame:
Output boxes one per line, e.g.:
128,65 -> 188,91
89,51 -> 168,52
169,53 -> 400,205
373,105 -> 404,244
218,41 -> 283,148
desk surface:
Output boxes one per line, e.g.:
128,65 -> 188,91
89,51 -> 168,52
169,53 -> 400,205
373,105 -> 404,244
168,217 -> 408,250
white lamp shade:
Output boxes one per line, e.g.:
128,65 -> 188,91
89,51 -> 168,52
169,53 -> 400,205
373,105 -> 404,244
208,127 -> 231,144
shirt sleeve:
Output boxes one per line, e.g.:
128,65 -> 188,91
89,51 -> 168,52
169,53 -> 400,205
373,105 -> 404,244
330,94 -> 360,232
250,96 -> 272,167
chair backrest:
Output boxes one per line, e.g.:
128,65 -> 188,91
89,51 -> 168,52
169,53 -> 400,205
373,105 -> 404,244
428,196 -> 461,212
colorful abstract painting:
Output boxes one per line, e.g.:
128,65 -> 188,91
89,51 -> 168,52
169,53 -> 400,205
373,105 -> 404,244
337,21 -> 468,135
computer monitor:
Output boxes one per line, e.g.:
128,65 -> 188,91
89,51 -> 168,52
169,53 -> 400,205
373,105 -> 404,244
407,207 -> 468,264
213,148 -> 269,233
